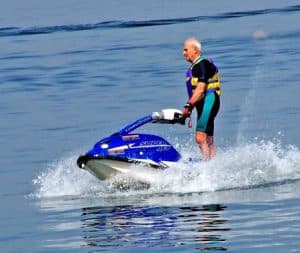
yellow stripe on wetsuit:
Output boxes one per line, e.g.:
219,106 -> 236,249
188,73 -> 221,96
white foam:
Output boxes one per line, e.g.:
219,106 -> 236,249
32,155 -> 105,199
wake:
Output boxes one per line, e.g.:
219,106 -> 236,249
32,138 -> 300,199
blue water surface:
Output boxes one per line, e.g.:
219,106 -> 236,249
1,1 -> 300,252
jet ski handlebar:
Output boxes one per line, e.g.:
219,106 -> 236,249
152,108 -> 185,125
117,109 -> 185,135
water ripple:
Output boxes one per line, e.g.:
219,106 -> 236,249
1,5 -> 300,37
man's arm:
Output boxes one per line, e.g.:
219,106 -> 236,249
188,81 -> 206,105
182,81 -> 206,118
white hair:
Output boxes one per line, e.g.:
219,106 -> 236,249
185,37 -> 202,51
194,40 -> 202,51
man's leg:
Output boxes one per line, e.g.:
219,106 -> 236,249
195,131 -> 210,160
207,135 -> 216,158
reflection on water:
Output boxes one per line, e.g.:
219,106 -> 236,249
179,205 -> 229,251
81,204 -> 229,252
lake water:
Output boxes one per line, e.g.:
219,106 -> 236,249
1,1 -> 300,252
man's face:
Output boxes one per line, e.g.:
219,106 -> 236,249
182,42 -> 199,63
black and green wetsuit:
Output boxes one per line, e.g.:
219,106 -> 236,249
186,56 -> 221,135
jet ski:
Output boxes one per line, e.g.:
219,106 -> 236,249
77,109 -> 185,180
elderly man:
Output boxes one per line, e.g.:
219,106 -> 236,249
182,37 -> 221,160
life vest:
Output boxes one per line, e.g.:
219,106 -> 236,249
186,56 -> 221,99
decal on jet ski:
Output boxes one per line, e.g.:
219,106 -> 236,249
139,140 -> 168,146
108,146 -> 127,154
122,135 -> 140,141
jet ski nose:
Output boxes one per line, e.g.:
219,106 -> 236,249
77,155 -> 87,169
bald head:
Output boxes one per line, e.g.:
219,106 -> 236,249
182,37 -> 202,63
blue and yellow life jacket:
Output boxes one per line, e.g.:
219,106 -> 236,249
186,56 -> 221,99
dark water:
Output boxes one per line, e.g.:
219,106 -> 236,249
1,1 -> 300,252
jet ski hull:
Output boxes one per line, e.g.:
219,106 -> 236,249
77,155 -> 168,181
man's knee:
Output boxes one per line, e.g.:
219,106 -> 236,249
195,131 -> 207,145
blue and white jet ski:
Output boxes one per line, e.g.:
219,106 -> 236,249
77,109 -> 185,180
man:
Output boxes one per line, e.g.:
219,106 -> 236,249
182,37 -> 221,160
